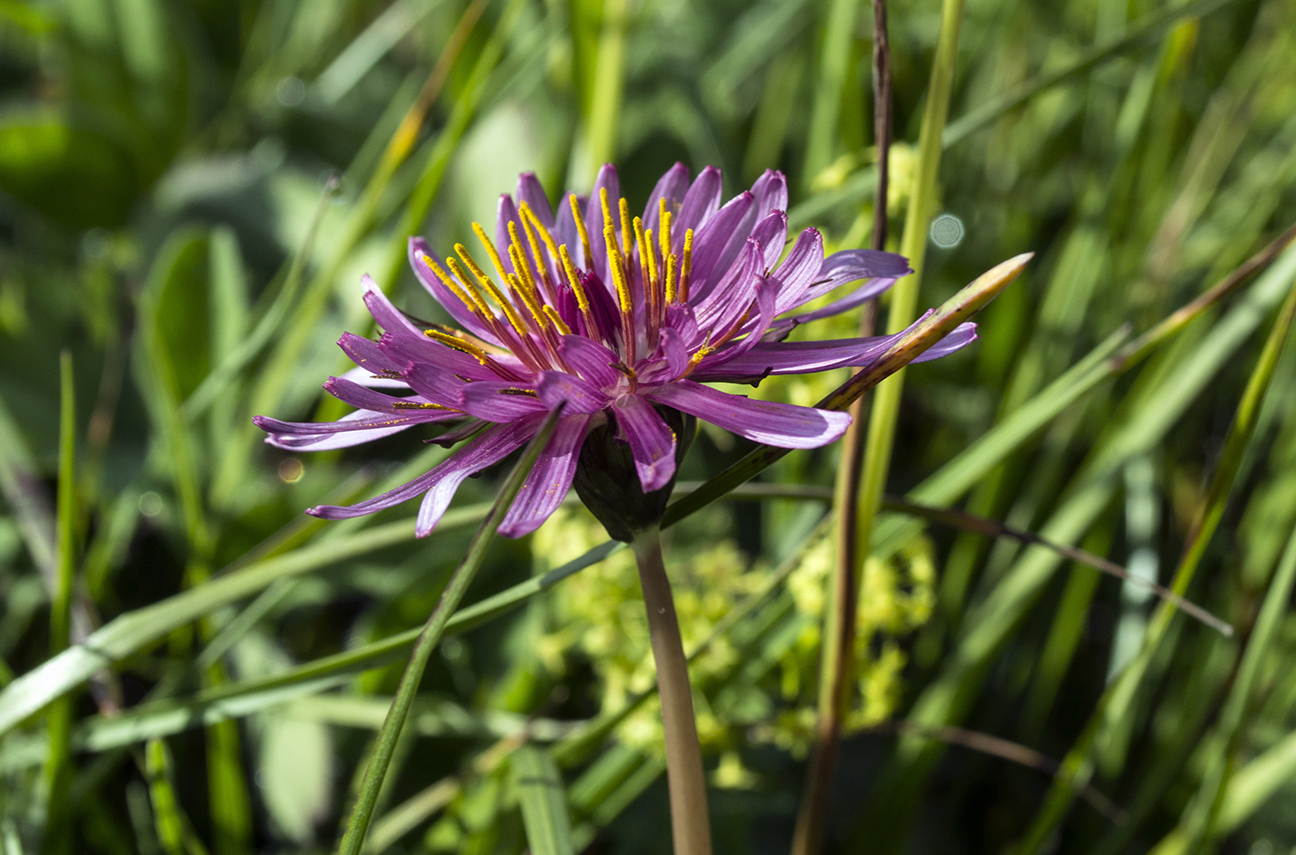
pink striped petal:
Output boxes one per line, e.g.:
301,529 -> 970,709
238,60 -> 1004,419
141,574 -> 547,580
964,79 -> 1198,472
497,413 -> 592,537
646,380 -> 850,449
614,394 -> 677,491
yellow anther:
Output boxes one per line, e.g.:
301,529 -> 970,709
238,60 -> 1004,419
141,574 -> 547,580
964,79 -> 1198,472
542,305 -> 572,335
619,196 -> 633,257
505,269 -> 547,332
513,208 -> 550,286
659,198 -> 672,256
446,256 -> 529,339
679,228 -> 694,303
506,227 -> 540,300
686,343 -> 715,370
638,219 -> 659,287
569,194 -> 593,267
664,253 -> 678,304
470,222 -> 511,284
391,400 -> 451,410
424,328 -> 490,364
519,202 -> 563,270
599,188 -> 615,245
558,244 -> 591,316
421,254 -> 485,317
604,223 -> 634,318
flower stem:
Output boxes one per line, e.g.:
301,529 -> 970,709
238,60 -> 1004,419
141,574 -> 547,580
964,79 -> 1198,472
631,526 -> 712,855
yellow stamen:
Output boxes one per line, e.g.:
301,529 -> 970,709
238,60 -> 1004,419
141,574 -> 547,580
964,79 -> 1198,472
424,328 -> 491,364
519,203 -> 563,271
679,228 -> 694,303
542,305 -> 572,335
664,253 -> 678,303
686,343 -> 715,372
513,207 -> 552,291
659,198 -> 672,259
638,219 -> 659,287
447,256 -> 530,340
604,223 -> 634,318
423,254 -> 490,318
506,270 -> 548,333
569,194 -> 593,266
619,196 -> 633,257
558,244 -> 592,316
506,226 -> 541,301
471,222 -> 511,284
599,188 -> 615,245
391,400 -> 451,410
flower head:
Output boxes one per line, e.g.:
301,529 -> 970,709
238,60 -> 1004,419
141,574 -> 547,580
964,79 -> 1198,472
254,164 -> 976,538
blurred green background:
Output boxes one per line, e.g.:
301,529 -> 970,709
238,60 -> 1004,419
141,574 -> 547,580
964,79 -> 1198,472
2,0 -> 1296,853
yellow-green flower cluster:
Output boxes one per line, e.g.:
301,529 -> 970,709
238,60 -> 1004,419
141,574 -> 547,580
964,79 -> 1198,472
532,504 -> 937,774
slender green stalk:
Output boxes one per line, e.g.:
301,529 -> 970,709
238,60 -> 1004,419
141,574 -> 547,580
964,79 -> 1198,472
629,526 -> 711,855
1014,255 -> 1296,854
42,352 -> 76,855
794,3 -> 891,850
852,0 -> 965,586
803,0 -> 863,181
582,0 -> 628,178
335,409 -> 562,855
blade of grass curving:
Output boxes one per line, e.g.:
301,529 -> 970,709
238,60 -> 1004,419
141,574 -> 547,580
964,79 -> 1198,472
512,747 -> 575,855
42,351 -> 77,855
943,0 -> 1241,147
0,393 -> 55,576
144,739 -> 209,855
802,0 -> 863,181
181,177 -> 340,423
858,241 -> 1296,852
1014,254 -> 1296,853
0,505 -> 489,738
314,0 -> 442,105
1167,521 -> 1296,853
335,408 -> 563,855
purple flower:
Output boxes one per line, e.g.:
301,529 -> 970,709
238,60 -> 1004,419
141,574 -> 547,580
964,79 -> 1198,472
255,164 -> 976,538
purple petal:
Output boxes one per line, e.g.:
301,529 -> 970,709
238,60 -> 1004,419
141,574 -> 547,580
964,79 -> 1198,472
688,191 -> 755,299
614,394 -> 677,491
692,238 -> 761,335
643,162 -> 691,234
766,277 -> 899,338
537,371 -> 611,414
675,166 -> 722,247
769,229 -> 825,315
400,363 -> 472,407
646,380 -> 850,448
339,333 -> 406,378
749,210 -> 788,269
255,410 -> 436,450
637,327 -> 689,383
750,170 -> 788,221
558,335 -> 623,388
585,164 -> 621,276
324,376 -> 449,414
783,248 -> 912,311
699,317 -> 978,381
495,194 -> 522,274
338,364 -> 409,390
497,414 -> 592,537
459,382 -> 547,422
307,418 -> 536,532
516,173 -> 554,227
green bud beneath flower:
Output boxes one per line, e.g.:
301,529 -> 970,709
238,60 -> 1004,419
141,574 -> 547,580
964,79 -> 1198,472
572,406 -> 696,542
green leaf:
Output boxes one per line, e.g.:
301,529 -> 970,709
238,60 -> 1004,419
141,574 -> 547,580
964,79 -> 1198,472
511,747 -> 575,855
0,111 -> 135,228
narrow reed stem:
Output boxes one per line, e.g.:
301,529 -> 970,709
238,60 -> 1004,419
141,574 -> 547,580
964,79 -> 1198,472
631,526 -> 712,855
792,3 -> 892,853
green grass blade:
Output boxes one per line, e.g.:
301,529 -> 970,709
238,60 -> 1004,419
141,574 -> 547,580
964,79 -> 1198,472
802,0 -> 863,181
335,408 -> 563,855
41,351 -> 77,855
512,747 -> 575,855
1015,251 -> 1296,853
943,0 -> 1241,147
